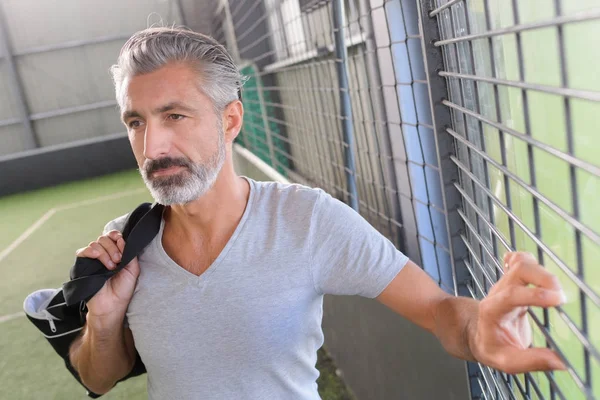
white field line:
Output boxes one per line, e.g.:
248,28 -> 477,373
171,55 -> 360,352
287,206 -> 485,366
0,188 -> 147,265
0,187 -> 148,323
54,187 -> 147,212
0,209 -> 57,264
0,311 -> 25,324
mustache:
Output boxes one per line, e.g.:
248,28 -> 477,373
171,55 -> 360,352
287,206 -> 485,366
144,157 -> 191,175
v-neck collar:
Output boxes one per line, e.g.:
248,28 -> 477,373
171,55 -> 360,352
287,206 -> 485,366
152,177 -> 256,285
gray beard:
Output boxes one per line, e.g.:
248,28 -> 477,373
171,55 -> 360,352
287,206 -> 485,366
140,135 -> 226,206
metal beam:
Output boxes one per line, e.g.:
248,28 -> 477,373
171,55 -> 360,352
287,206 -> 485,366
0,100 -> 118,128
174,0 -> 189,28
221,0 -> 240,62
416,0 -> 476,397
0,117 -> 20,128
0,1 -> 38,148
332,0 -> 359,211
11,33 -> 131,57
29,100 -> 117,121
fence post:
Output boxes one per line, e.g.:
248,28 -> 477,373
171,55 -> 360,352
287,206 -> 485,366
220,0 -> 240,63
0,2 -> 38,149
415,0 -> 478,397
332,0 -> 359,211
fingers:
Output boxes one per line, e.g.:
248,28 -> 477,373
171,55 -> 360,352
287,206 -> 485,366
504,251 -> 536,268
98,234 -> 122,264
90,242 -> 118,269
494,347 -> 566,375
502,252 -> 562,291
481,286 -> 566,319
75,243 -> 103,260
116,236 -> 126,254
74,230 -> 125,271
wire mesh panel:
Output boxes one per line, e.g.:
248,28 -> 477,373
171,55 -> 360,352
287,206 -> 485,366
224,0 -> 403,247
219,0 -> 462,294
427,0 -> 600,398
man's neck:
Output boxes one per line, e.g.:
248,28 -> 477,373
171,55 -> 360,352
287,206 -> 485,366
163,163 -> 251,240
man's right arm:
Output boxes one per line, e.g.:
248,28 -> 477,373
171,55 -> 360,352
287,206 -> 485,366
68,229 -> 141,394
69,321 -> 136,394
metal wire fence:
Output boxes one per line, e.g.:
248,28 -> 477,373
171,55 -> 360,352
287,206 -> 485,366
215,0 -> 459,296
214,0 -> 600,398
430,1 -> 600,399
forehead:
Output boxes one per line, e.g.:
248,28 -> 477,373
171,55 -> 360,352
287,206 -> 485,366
120,62 -> 209,111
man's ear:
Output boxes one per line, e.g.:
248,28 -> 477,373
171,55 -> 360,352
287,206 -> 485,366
223,100 -> 244,143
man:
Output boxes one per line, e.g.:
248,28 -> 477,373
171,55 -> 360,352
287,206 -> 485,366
69,27 -> 567,399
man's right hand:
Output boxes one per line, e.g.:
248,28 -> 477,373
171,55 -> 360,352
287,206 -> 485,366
75,230 -> 139,327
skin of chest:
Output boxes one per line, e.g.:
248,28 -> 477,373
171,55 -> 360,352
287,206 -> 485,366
161,224 -> 232,276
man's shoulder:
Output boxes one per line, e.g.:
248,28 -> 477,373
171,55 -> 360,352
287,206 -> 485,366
249,179 -> 331,225
252,179 -> 325,209
102,213 -> 129,235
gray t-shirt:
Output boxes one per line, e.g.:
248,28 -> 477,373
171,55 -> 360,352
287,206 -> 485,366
103,179 -> 408,400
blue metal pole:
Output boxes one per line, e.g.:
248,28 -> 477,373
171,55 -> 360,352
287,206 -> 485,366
332,0 -> 359,212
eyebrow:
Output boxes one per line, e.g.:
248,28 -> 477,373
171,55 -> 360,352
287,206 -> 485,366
121,110 -> 142,122
121,102 -> 197,122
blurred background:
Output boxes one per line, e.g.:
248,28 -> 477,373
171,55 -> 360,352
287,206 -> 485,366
1,0 -> 599,399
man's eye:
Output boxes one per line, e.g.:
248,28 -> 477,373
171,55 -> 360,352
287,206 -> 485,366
169,114 -> 185,121
128,120 -> 142,129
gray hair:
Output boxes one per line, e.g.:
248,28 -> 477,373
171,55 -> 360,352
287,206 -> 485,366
111,27 -> 245,112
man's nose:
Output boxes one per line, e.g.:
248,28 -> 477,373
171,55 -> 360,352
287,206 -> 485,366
143,121 -> 171,160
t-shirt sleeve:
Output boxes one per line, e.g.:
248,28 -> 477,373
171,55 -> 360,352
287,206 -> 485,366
309,190 -> 409,298
102,213 -> 129,235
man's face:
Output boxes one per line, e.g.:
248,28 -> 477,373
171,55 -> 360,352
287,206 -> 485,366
120,63 -> 226,205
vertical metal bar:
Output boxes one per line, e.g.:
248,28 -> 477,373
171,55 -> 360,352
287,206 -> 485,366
275,6 -> 290,60
477,21 -> 523,400
0,1 -> 38,149
553,0 -> 591,394
446,4 -> 483,292
324,3 -> 368,209
420,1 -> 456,290
303,7 -> 343,197
174,0 -> 188,27
357,0 -> 404,249
418,0 -> 468,313
416,0 -> 474,395
332,0 -> 359,211
509,1 -> 553,398
459,0 -> 496,289
221,0 -> 241,62
453,1 -> 514,394
481,0 -> 517,271
323,2 -> 361,202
